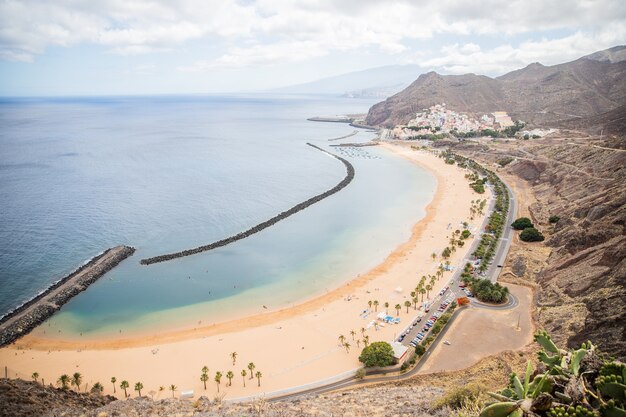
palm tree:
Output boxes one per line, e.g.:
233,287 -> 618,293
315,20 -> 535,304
111,377 -> 117,394
343,342 -> 351,353
426,284 -> 432,299
247,363 -> 255,379
200,372 -> 209,390
201,365 -> 209,375
394,304 -> 401,316
57,374 -> 70,390
356,339 -> 361,348
134,382 -> 143,397
445,260 -> 451,270
404,300 -> 411,313
92,382 -> 104,395
410,291 -> 416,300
384,302 -> 389,313
215,371 -> 222,393
31,372 -> 39,384
349,329 -> 356,341
363,335 -> 369,347
373,300 -> 379,311
412,296 -> 418,310
226,371 -> 234,386
360,327 -> 366,337
230,351 -> 237,366
241,369 -> 247,387
431,252 -> 437,261
120,380 -> 129,398
255,371 -> 262,387
367,300 -> 372,309
71,372 -> 82,391
169,384 -> 177,398
420,287 -> 426,302
338,334 -> 346,345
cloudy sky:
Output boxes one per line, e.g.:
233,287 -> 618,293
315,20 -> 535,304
1,0 -> 625,96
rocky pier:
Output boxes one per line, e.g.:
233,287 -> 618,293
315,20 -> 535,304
140,143 -> 355,265
0,245 -> 136,346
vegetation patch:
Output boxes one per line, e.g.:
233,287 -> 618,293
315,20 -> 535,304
358,341 -> 395,367
512,217 -> 534,230
520,227 -> 545,242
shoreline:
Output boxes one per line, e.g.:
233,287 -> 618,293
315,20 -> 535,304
2,143 -> 489,400
0,246 -> 135,347
16,144 -> 447,351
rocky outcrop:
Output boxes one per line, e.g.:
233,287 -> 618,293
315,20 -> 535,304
140,143 -> 355,265
0,246 -> 135,347
0,379 -> 115,417
454,138 -> 626,359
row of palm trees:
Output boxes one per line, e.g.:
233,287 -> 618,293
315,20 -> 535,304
200,363 -> 262,392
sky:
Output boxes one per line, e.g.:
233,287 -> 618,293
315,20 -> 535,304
1,0 -> 625,96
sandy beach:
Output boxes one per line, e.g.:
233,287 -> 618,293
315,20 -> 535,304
0,143 -> 489,400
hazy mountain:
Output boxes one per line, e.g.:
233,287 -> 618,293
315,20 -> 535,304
274,65 -> 421,97
366,46 -> 626,127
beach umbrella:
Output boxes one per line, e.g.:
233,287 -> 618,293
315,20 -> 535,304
395,286 -> 403,293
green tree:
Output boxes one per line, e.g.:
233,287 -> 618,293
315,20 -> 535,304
511,217 -> 533,230
394,303 -> 401,316
520,227 -> 545,242
442,247 -> 452,258
338,334 -> 346,345
200,372 -> 209,390
31,372 -> 39,384
247,362 -> 255,379
344,342 -> 351,353
230,351 -> 237,366
350,329 -> 356,340
404,300 -> 411,313
420,287 -> 426,302
431,252 -> 437,261
373,300 -> 379,311
91,382 -> 104,395
215,371 -> 222,392
426,284 -> 432,299
548,215 -> 560,223
120,380 -> 129,398
367,300 -> 372,309
226,370 -> 234,386
358,341 -> 395,367
110,376 -> 117,394
71,372 -> 82,391
57,374 -> 70,390
134,382 -> 143,397
384,302 -> 389,312
255,371 -> 262,387
241,369 -> 247,387
414,344 -> 426,356
169,384 -> 177,398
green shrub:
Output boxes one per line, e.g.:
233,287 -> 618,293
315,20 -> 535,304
511,217 -> 533,230
497,157 -> 514,167
358,341 -> 395,367
548,215 -> 560,223
433,383 -> 484,410
520,227 -> 545,242
461,230 -> 471,239
414,344 -> 426,357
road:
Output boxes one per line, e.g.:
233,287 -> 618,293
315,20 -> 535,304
261,165 -> 518,404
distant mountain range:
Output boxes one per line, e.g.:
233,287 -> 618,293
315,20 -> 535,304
365,45 -> 626,130
274,65 -> 421,97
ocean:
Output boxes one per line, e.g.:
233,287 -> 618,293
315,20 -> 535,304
0,94 -> 436,338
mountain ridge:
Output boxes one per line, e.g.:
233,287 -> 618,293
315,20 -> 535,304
366,46 -> 626,128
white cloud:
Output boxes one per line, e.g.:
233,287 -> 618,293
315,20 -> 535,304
0,0 -> 625,67
417,23 -> 626,75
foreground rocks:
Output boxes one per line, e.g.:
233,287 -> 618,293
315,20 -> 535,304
0,379 -> 116,417
51,385 -> 449,417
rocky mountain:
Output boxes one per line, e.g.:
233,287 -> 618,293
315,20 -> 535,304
366,46 -> 626,128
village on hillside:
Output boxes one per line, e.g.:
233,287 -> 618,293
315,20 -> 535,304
388,104 -> 555,141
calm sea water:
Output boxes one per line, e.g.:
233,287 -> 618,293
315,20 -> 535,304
0,94 -> 436,338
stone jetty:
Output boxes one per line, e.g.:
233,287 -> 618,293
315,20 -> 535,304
0,245 -> 135,346
140,143 -> 355,265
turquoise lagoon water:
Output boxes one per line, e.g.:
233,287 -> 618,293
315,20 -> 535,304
0,94 -> 436,338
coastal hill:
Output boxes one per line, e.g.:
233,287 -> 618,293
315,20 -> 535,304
365,46 -> 626,127
273,64 -> 421,97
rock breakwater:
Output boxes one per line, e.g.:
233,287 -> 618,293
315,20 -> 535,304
0,245 -> 135,346
140,143 -> 355,265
